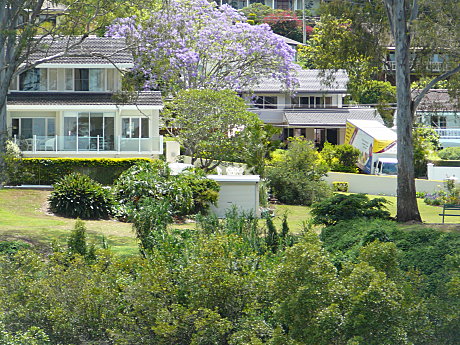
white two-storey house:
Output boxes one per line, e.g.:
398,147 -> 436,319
7,37 -> 163,158
246,69 -> 383,148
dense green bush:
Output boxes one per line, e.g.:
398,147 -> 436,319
48,173 -> 114,219
438,146 -> 460,160
311,193 -> 391,226
113,160 -> 219,220
0,241 -> 30,255
266,138 -> 332,205
320,142 -> 360,173
19,157 -> 152,185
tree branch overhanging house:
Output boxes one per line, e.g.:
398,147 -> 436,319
7,36 -> 164,158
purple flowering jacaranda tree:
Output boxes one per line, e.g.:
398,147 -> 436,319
106,0 -> 299,93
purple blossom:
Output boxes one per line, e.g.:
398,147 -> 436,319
107,0 -> 299,92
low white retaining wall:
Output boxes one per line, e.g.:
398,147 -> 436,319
427,163 -> 460,181
323,172 -> 445,196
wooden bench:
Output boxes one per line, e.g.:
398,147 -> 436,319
439,204 -> 460,223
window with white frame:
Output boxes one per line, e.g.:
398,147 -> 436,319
121,117 -> 149,138
74,69 -> 104,91
12,118 -> 55,139
254,96 -> 277,109
18,69 -> 48,91
292,96 -> 332,108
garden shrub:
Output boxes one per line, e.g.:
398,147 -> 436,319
424,179 -> 460,206
49,173 -> 114,219
438,147 -> 460,160
320,142 -> 360,173
113,160 -> 219,220
332,181 -> 348,192
266,138 -> 332,205
319,218 -> 397,267
0,241 -> 30,255
311,193 -> 391,226
0,140 -> 33,185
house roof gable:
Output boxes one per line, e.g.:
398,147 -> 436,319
24,37 -> 132,66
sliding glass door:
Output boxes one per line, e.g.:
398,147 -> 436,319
64,112 -> 114,150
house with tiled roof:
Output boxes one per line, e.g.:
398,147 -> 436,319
7,36 -> 163,157
245,69 -> 383,147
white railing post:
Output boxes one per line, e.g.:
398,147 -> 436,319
76,136 -> 79,152
33,135 -> 37,153
138,137 -> 141,152
159,136 -> 164,154
117,135 -> 121,152
97,135 -> 100,152
55,135 -> 58,152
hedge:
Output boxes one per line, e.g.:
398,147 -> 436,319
18,158 -> 154,185
431,160 -> 460,167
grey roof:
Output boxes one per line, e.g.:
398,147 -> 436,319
7,91 -> 162,106
252,69 -> 348,93
274,34 -> 303,46
414,89 -> 460,112
25,37 -> 132,65
284,108 -> 383,127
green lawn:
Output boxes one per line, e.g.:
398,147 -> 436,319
0,189 -> 457,256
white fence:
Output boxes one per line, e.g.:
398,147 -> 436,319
323,172 -> 446,196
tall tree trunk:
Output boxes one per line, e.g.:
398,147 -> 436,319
393,0 -> 422,222
0,95 -> 8,186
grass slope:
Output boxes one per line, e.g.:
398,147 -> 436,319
0,189 -> 457,256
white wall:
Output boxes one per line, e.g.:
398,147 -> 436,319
323,172 -> 445,196
427,163 -> 460,181
207,175 -> 260,218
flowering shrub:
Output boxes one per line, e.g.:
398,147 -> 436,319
423,179 -> 460,205
107,0 -> 299,92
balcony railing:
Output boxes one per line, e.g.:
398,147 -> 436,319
13,135 -> 164,154
434,129 -> 460,139
387,60 -> 449,72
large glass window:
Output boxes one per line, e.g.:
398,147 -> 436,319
19,69 -> 48,91
122,117 -> 149,138
74,69 -> 104,91
254,96 -> 277,109
11,118 -> 55,139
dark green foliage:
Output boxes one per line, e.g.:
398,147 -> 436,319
267,138 -> 332,205
438,147 -> 460,160
311,193 -> 391,226
320,218 -> 397,268
413,125 -> 441,177
67,219 -> 87,256
0,241 -> 30,255
19,157 -> 151,185
0,140 -> 33,186
113,161 -> 219,220
132,199 -> 173,256
265,215 -> 278,253
48,173 -> 114,220
320,217 -> 460,296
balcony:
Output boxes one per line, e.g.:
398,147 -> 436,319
434,129 -> 460,139
13,135 -> 164,155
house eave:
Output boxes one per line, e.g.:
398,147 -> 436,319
7,104 -> 163,111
